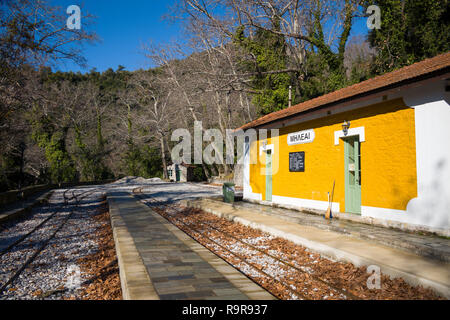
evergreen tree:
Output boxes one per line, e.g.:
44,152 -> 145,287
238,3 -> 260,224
234,24 -> 294,115
31,114 -> 78,184
367,0 -> 450,74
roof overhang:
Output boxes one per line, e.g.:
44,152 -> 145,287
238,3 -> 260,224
237,52 -> 450,131
247,69 -> 450,131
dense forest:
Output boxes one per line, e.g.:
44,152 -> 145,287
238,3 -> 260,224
1,0 -> 449,192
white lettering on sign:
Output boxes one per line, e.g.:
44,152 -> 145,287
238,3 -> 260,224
287,129 -> 315,145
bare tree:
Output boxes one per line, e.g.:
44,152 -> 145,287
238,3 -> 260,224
0,0 -> 97,68
0,0 -> 98,186
131,70 -> 173,179
142,42 -> 218,179
171,0 -> 365,85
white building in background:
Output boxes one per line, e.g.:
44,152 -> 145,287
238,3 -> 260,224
167,163 -> 195,182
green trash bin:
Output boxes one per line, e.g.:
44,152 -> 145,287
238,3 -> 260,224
223,182 -> 235,203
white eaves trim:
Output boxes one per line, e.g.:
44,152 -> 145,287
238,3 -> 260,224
334,126 -> 365,145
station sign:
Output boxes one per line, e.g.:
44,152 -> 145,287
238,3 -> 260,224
287,129 -> 315,145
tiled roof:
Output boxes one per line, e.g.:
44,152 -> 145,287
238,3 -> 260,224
239,51 -> 450,130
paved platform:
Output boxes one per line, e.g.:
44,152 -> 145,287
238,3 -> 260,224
107,191 -> 275,300
236,201 -> 450,263
183,198 -> 450,299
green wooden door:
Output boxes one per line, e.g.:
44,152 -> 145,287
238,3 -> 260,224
344,137 -> 361,214
175,165 -> 180,182
265,150 -> 272,202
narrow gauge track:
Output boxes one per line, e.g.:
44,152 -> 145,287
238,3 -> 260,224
0,188 -> 95,294
132,188 -> 358,300
0,189 -> 92,258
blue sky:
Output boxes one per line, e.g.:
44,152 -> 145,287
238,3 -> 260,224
55,0 -> 181,73
54,1 -> 368,74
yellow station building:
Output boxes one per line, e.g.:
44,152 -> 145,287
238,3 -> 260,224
239,52 -> 450,236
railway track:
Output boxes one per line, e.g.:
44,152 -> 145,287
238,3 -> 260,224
0,188 -> 95,294
132,188 -> 359,300
0,189 -> 92,259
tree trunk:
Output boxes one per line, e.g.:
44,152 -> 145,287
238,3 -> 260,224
96,107 -> 104,148
159,135 -> 168,179
201,163 -> 211,181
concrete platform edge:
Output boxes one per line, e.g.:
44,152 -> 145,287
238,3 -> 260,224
183,199 -> 450,299
0,190 -> 53,224
107,194 -> 159,300
245,198 -> 449,238
133,195 -> 276,300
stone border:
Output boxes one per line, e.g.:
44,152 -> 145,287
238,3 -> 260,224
0,180 -> 115,208
108,196 -> 159,300
244,198 -> 449,238
0,190 -> 53,224
143,200 -> 276,300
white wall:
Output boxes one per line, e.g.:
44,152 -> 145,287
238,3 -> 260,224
168,164 -> 188,182
243,138 -> 262,201
401,81 -> 450,230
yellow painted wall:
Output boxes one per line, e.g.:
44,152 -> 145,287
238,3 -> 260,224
249,98 -> 417,211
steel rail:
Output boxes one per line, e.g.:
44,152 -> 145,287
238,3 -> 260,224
0,189 -> 95,294
182,210 -> 359,300
0,189 -> 92,258
133,191 -> 308,300
134,189 -> 359,300
146,199 -> 308,300
170,212 -> 308,300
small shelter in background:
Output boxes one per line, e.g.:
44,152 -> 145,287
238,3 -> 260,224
167,163 -> 195,182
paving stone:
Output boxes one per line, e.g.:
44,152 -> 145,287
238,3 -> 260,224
210,277 -> 228,283
213,288 -> 246,296
107,190 -> 274,300
155,285 -> 196,294
185,290 -> 216,298
151,277 -> 170,283
231,200 -> 450,263
167,274 -> 196,281
187,198 -> 450,299
193,281 -> 236,290
159,293 -> 189,300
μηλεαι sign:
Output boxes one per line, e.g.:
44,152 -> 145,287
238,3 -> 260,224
287,129 -> 315,145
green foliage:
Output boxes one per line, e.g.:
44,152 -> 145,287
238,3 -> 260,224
367,0 -> 450,74
0,150 -> 22,192
348,53 -> 374,85
73,125 -> 113,181
36,67 -> 134,184
3,0 -> 448,192
31,113 -> 77,184
123,143 -> 163,178
140,145 -> 164,178
234,25 -> 294,115
192,165 -> 206,182
42,131 -> 77,183
297,53 -> 349,102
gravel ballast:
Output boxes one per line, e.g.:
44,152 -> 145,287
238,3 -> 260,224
0,188 -> 121,300
137,193 -> 443,300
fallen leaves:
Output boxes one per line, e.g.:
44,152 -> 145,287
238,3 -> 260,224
156,205 -> 443,300
67,199 -> 122,300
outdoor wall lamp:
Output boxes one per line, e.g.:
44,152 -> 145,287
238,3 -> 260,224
342,120 -> 351,136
